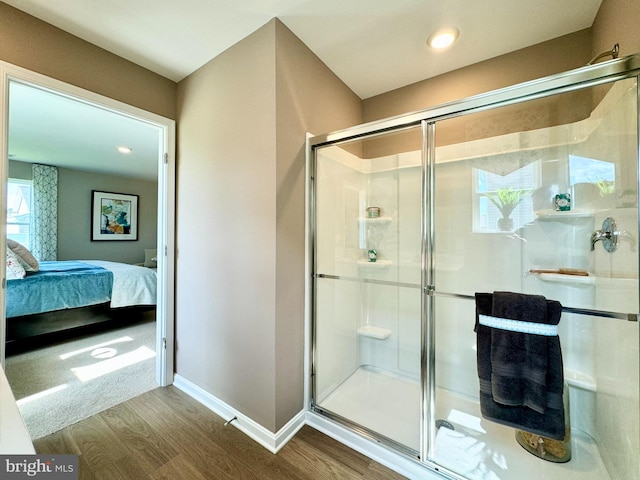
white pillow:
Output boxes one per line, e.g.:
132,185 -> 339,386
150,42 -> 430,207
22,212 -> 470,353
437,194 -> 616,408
144,248 -> 158,268
6,247 -> 26,279
7,239 -> 39,272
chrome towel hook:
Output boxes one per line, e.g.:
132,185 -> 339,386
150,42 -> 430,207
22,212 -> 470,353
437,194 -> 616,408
588,43 -> 620,65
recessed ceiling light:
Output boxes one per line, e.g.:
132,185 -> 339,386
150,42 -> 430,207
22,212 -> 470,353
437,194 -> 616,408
117,146 -> 133,154
427,27 -> 459,49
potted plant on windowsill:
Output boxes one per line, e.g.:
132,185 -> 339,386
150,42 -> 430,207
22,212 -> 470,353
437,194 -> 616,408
483,187 -> 531,231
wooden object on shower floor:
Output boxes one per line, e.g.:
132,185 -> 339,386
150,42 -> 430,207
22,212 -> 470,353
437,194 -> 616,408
516,430 -> 572,463
528,268 -> 589,276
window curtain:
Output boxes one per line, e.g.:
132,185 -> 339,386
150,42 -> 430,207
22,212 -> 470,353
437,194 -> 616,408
31,164 -> 58,261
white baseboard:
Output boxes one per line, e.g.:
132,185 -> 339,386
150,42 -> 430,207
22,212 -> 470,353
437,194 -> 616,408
173,375 -> 444,479
173,374 -> 305,454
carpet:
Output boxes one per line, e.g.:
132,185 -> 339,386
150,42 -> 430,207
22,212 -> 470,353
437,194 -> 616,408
5,319 -> 157,440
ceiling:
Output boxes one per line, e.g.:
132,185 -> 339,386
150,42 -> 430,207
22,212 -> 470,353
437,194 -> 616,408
4,0 -> 603,180
8,82 -> 161,180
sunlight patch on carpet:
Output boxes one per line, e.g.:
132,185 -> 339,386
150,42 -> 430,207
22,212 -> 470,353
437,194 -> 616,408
5,320 -> 157,440
59,335 -> 134,360
71,346 -> 156,382
17,384 -> 69,406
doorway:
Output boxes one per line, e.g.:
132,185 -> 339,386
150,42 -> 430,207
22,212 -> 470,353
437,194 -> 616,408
0,62 -> 175,395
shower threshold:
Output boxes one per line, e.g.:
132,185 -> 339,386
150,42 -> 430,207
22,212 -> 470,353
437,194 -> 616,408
318,366 -> 610,480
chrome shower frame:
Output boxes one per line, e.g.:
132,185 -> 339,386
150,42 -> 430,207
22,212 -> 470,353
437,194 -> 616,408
307,54 -> 640,476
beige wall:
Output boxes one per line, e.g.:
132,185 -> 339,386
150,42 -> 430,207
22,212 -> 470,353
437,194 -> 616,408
0,2 -> 176,119
57,168 -> 158,264
592,0 -> 640,59
8,161 -> 157,264
362,0 -> 640,126
359,30 -> 596,158
362,29 -> 593,123
176,22 -> 278,430
274,20 -> 361,429
176,19 -> 360,432
0,1 -> 173,268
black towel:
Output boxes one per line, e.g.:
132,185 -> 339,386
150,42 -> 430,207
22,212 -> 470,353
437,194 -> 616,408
475,292 -> 565,440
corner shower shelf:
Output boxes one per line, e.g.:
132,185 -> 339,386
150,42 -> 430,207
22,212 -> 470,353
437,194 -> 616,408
530,271 -> 595,285
357,259 -> 392,267
565,370 -> 597,392
357,325 -> 391,340
535,209 -> 595,219
358,216 -> 392,224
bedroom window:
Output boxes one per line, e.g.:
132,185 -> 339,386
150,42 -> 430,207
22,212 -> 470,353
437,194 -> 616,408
7,178 -> 33,249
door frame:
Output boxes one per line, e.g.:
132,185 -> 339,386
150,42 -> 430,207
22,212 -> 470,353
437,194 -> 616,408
0,60 -> 176,386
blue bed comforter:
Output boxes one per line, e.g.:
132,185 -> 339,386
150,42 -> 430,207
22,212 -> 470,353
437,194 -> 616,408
6,261 -> 113,318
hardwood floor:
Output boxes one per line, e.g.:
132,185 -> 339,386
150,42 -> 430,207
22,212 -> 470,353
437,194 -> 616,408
34,386 -> 408,479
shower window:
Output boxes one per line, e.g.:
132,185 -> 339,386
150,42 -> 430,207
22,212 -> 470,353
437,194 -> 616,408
569,155 -> 615,186
474,161 -> 540,232
568,155 -> 618,208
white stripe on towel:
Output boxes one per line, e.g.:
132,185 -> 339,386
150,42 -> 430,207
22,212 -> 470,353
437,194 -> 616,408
479,314 -> 558,336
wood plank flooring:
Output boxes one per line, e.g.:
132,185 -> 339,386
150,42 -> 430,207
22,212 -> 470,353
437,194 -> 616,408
34,386 -> 408,480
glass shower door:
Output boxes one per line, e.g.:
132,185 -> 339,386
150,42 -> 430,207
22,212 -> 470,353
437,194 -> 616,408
429,78 -> 639,479
312,128 -> 424,454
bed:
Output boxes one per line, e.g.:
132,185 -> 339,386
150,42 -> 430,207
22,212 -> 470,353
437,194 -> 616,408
5,259 -> 157,347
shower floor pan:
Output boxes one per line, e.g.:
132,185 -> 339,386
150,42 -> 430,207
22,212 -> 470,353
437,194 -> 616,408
319,366 -> 609,480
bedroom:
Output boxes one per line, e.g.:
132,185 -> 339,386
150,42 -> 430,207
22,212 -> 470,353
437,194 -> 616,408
4,79 -> 164,438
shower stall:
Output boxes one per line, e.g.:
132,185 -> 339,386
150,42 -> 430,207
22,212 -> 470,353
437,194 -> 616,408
308,56 -> 640,480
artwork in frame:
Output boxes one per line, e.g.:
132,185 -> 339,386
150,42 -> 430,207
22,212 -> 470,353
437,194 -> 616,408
91,190 -> 139,241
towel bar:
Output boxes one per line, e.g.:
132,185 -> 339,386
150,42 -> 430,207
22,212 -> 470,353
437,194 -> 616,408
434,291 -> 638,322
315,274 -> 638,322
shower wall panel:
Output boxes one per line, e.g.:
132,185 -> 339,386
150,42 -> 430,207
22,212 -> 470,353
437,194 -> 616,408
431,77 -> 639,480
594,317 -> 639,480
313,129 -> 423,453
315,278 -> 360,402
314,148 -> 363,400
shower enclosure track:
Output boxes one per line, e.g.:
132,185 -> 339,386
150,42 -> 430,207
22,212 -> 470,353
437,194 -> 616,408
316,273 -> 638,321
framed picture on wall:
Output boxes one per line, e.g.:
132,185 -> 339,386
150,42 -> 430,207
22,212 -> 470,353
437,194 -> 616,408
91,190 -> 139,241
